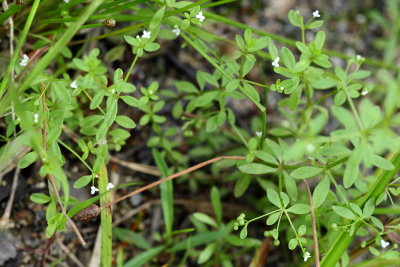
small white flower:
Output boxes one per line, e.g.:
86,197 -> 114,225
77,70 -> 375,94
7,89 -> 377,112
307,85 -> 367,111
256,131 -> 262,137
136,35 -> 141,40
33,113 -> 39,124
64,0 -> 69,3
111,89 -> 116,94
313,10 -> 320,18
303,251 -> 311,262
361,90 -> 368,96
106,182 -> 115,190
381,240 -> 390,248
196,11 -> 205,22
172,25 -> 180,36
142,30 -> 151,39
91,186 -> 99,195
356,54 -> 363,61
95,174 -> 99,178
20,54 -> 29,66
70,80 -> 77,89
272,57 -> 280,67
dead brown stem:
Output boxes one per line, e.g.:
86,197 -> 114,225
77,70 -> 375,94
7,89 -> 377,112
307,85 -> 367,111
100,155 -> 245,210
303,180 -> 320,267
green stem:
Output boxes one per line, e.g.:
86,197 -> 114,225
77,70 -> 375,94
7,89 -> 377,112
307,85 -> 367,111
57,140 -> 94,173
343,88 -> 364,131
124,54 -> 139,83
321,152 -> 400,267
326,170 -> 349,205
205,12 -> 399,71
0,0 -> 41,99
99,165 -> 112,267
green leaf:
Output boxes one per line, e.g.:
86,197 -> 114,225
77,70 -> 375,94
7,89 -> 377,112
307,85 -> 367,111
73,175 -> 93,189
152,149 -> 173,236
115,115 -> 136,129
312,176 -> 330,208
124,35 -> 140,46
51,81 -> 71,103
196,91 -> 219,107
313,31 -> 325,50
30,193 -> 51,204
360,99 -> 382,129
268,42 -> 279,59
211,187 -> 222,224
288,238 -> 298,250
371,155 -> 394,170
175,81 -> 198,93
343,151 -> 361,188
281,47 -> 296,69
104,98 -> 118,127
348,70 -> 371,80
267,188 -> 281,207
90,92 -> 105,109
362,198 -> 375,218
370,216 -> 383,230
334,91 -> 346,105
238,163 -> 276,175
290,166 -> 324,179
234,174 -> 251,197
251,37 -> 270,51
114,228 -> 151,250
254,150 -> 277,164
241,82 -> 260,103
283,172 -> 298,200
206,114 -> 219,132
240,224 -> 248,239
288,10 -> 301,27
266,212 -> 280,225
172,101 -> 183,119
196,71 -> 219,89
193,212 -> 217,228
349,203 -> 363,217
121,96 -> 140,107
149,6 -> 165,30
144,43 -> 160,52
124,246 -> 166,267
198,243 -> 216,264
332,206 -> 356,220
287,204 -> 310,214
298,225 -> 306,236
306,20 -> 324,29
18,151 -> 38,168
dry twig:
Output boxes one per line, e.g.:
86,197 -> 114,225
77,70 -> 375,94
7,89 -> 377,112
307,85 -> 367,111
303,180 -> 320,267
101,155 -> 245,210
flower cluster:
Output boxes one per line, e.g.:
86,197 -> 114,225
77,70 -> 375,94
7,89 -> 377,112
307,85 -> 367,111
233,213 -> 246,230
91,182 -> 115,195
136,30 -> 151,40
20,54 -> 29,66
272,57 -> 280,68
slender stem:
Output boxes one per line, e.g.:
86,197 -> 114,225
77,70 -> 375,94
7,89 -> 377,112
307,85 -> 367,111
321,152 -> 400,267
304,180 -> 320,267
57,140 -> 94,173
246,209 -> 280,224
98,165 -> 112,266
124,54 -> 139,83
326,170 -> 349,205
101,156 -> 246,210
343,88 -> 364,131
0,0 -> 41,98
